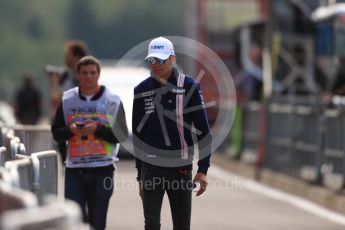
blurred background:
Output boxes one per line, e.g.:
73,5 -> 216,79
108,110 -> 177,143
2,0 -> 345,229
0,0 -> 186,120
2,0 -> 345,122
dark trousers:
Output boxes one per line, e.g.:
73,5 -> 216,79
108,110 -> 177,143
141,167 -> 193,230
65,169 -> 114,230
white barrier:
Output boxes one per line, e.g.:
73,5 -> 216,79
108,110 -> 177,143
13,125 -> 53,155
31,150 -> 58,204
0,194 -> 82,230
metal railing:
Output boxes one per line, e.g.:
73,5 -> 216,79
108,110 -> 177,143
3,151 -> 58,203
0,124 -> 83,229
2,129 -> 15,161
13,125 -> 53,155
0,197 -> 83,230
0,124 -> 58,199
322,108 -> 345,190
241,102 -> 262,164
0,147 -> 6,167
31,150 -> 58,204
0,180 -> 37,216
265,102 -> 295,175
239,96 -> 345,191
4,158 -> 34,192
294,105 -> 322,182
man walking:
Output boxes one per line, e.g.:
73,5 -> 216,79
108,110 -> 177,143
52,56 -> 128,230
48,40 -> 88,162
133,37 -> 213,230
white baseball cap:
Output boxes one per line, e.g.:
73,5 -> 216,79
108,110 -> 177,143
145,36 -> 175,60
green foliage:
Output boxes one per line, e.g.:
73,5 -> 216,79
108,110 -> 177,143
0,0 -> 184,104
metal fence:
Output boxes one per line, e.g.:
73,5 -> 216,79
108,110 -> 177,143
239,96 -> 345,190
3,151 -> 58,204
0,147 -> 6,167
0,124 -> 83,229
322,109 -> 345,190
294,104 -> 322,182
0,124 -> 58,199
4,158 -> 34,192
2,129 -> 15,161
0,180 -> 37,216
265,102 -> 295,175
13,125 -> 53,155
0,194 -> 82,230
31,151 -> 58,203
241,102 -> 262,164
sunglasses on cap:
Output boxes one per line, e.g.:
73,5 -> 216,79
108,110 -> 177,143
145,57 -> 169,65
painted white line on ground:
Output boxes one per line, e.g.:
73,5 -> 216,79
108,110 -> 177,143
209,166 -> 345,226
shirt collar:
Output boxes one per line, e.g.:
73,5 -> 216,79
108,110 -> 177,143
78,85 -> 105,101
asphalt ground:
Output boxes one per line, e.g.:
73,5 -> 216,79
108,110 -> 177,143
84,159 -> 345,230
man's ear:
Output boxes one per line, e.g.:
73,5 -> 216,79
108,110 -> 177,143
170,55 -> 176,64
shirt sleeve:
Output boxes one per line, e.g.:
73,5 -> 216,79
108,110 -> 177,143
51,102 -> 74,143
132,88 -> 146,180
187,81 -> 213,175
95,101 -> 128,144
